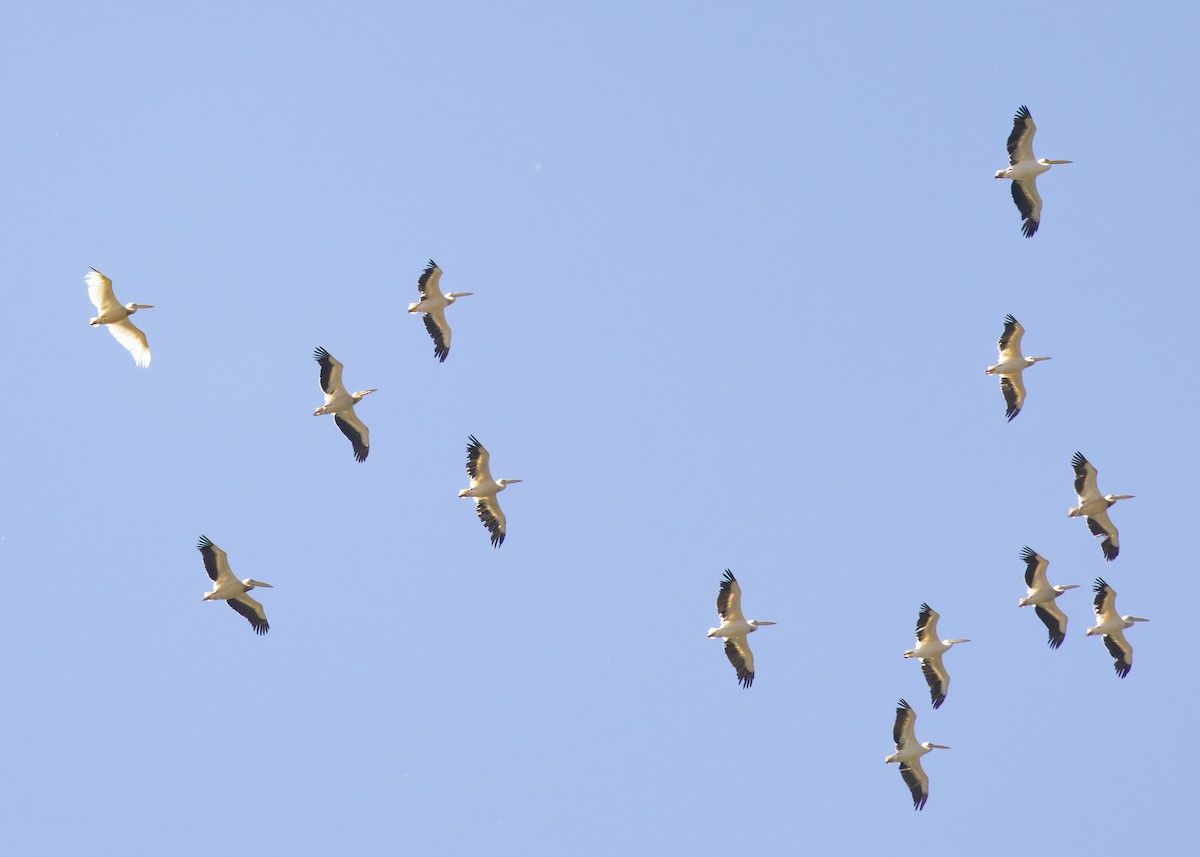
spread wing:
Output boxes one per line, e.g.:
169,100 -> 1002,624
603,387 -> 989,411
997,314 -> 1024,358
1034,603 -> 1068,649
723,636 -> 755,688
313,347 -> 347,397
999,374 -> 1025,421
228,593 -> 269,635
474,495 -> 507,547
1011,178 -> 1043,238
85,267 -> 119,314
334,411 -> 370,462
197,535 -> 234,586
1007,105 -> 1037,165
423,309 -> 451,362
716,570 -> 745,623
417,260 -> 442,300
106,317 -> 151,367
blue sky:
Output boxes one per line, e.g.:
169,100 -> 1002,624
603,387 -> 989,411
2,1 -> 1195,854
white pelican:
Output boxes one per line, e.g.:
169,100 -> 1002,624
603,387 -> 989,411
408,260 -> 473,362
995,105 -> 1072,237
458,435 -> 521,547
885,699 -> 950,811
1087,578 -> 1149,678
312,347 -> 376,462
198,535 -> 272,635
707,569 -> 775,688
1017,546 -> 1079,649
903,604 -> 969,709
1069,452 -> 1134,561
85,267 -> 153,367
984,314 -> 1050,421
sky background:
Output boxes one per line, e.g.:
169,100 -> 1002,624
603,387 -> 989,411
2,1 -> 1195,854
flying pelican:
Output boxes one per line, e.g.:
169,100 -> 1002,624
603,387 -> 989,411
197,535 -> 273,635
1087,578 -> 1149,678
903,604 -> 969,709
1069,452 -> 1134,561
995,105 -> 1072,237
408,260 -> 473,362
458,435 -> 521,547
85,267 -> 153,367
985,314 -> 1051,421
312,347 -> 376,462
707,570 -> 775,688
1017,546 -> 1080,649
885,699 -> 950,811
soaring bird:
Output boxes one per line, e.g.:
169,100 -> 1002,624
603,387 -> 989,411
706,569 -> 776,688
1069,452 -> 1134,561
985,315 -> 1051,421
458,435 -> 521,547
1087,578 -> 1149,678
197,535 -> 273,635
408,260 -> 473,362
1017,546 -> 1079,649
994,105 -> 1072,237
885,699 -> 950,811
85,267 -> 153,367
312,347 -> 377,462
903,604 -> 970,709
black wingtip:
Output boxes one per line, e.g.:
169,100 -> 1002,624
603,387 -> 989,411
313,346 -> 329,362
1019,546 -> 1036,561
1015,105 -> 1031,119
721,569 -> 736,584
1071,451 -> 1087,468
197,535 -> 213,551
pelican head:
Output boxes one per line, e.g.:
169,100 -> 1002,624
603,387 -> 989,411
498,478 -> 523,487
353,388 -> 378,401
1055,584 -> 1082,594
242,578 -> 273,591
126,303 -> 155,313
924,743 -> 951,751
945,639 -> 971,646
1123,616 -> 1150,626
1039,159 -> 1073,166
446,292 -> 475,303
1026,356 -> 1052,364
748,620 -> 776,630
1106,494 -> 1135,504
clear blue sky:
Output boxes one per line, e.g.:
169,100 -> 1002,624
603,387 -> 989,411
2,2 -> 1195,854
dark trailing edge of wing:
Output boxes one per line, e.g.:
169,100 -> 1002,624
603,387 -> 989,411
1100,537 -> 1118,561
998,315 -> 1020,350
916,603 -> 934,633
417,260 -> 440,298
422,314 -> 449,362
476,499 -> 505,548
716,569 -> 737,618
1011,181 -> 1039,237
228,599 -> 269,635
920,660 -> 946,709
465,435 -> 486,479
899,763 -> 928,810
1093,578 -> 1110,610
892,699 -> 911,745
724,639 -> 753,688
197,535 -> 220,581
999,376 -> 1021,421
313,347 -> 335,393
1103,635 -> 1131,678
334,415 -> 369,462
1071,451 -> 1090,494
1006,105 -> 1032,159
1034,605 -> 1065,649
1020,546 -> 1040,587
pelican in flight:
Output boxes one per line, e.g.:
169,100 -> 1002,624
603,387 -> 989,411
904,604 -> 969,709
1017,546 -> 1080,649
1069,452 -> 1134,561
409,260 -> 473,362
995,105 -> 1072,237
459,435 -> 521,547
1087,578 -> 1149,678
985,314 -> 1050,421
313,347 -> 376,462
85,267 -> 153,367
707,569 -> 775,688
198,535 -> 272,635
885,699 -> 950,811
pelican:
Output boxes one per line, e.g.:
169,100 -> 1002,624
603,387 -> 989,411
1087,578 -> 1149,678
312,347 -> 376,462
707,569 -> 775,688
903,604 -> 969,709
197,535 -> 272,635
1069,452 -> 1134,561
885,699 -> 950,811
85,267 -> 153,367
984,314 -> 1050,421
1017,546 -> 1079,649
995,105 -> 1072,237
408,260 -> 473,362
458,435 -> 521,547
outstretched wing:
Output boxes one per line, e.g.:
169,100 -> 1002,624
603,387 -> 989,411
313,347 -> 347,397
723,636 -> 755,688
1034,602 -> 1068,649
1007,105 -> 1037,165
417,260 -> 443,300
423,309 -> 451,362
716,570 -> 745,623
197,535 -> 234,586
107,317 -> 151,367
474,495 -> 507,547
85,267 -> 120,314
334,411 -> 370,462
999,373 -> 1025,421
228,593 -> 269,635
1011,178 -> 1043,238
